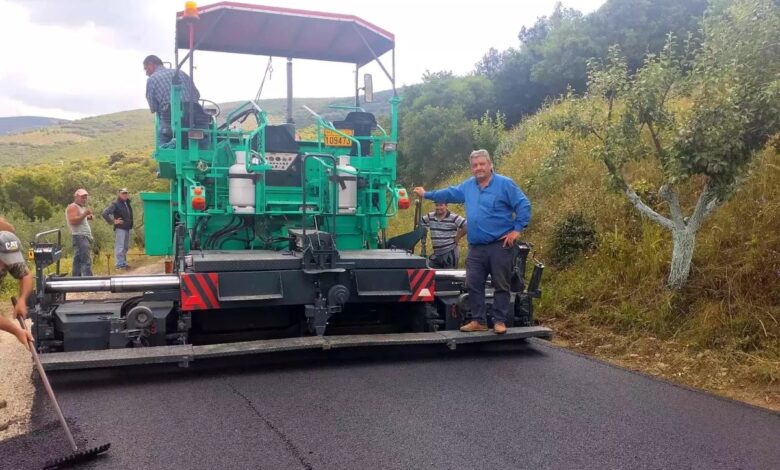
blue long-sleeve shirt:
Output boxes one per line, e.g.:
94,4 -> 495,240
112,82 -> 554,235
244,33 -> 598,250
424,173 -> 531,245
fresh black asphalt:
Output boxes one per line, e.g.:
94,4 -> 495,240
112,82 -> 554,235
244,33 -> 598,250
2,339 -> 778,469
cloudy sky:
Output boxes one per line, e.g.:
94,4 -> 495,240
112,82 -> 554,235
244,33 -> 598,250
0,0 -> 606,120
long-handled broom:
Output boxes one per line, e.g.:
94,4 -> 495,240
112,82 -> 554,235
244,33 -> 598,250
13,298 -> 110,469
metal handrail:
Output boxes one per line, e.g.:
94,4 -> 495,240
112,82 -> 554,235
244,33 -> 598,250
300,153 -> 339,243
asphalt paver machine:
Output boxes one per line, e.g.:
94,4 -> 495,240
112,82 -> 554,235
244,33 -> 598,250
28,2 -> 551,370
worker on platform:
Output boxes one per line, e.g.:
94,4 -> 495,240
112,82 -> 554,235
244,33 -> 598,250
413,149 -> 531,335
421,203 -> 467,269
143,54 -> 207,148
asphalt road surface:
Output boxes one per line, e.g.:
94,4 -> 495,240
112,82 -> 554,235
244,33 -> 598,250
2,339 -> 779,469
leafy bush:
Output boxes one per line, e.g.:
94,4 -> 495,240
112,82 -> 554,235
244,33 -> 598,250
471,111 -> 505,158
549,212 -> 597,267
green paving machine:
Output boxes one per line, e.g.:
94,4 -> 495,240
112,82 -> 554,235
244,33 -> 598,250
28,2 -> 551,370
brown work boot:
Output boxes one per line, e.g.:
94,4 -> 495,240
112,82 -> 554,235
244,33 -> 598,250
460,320 -> 488,332
493,322 -> 507,334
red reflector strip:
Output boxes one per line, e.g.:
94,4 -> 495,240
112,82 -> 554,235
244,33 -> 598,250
411,269 -> 435,301
180,273 -> 220,310
400,269 -> 435,302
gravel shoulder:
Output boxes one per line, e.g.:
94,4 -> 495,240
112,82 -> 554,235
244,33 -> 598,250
0,316 -> 34,441
0,259 -> 165,442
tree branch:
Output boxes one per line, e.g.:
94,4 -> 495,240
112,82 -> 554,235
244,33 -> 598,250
602,156 -> 675,231
647,122 -> 665,160
589,128 -> 604,142
688,182 -> 721,232
625,187 -> 676,230
658,183 -> 685,228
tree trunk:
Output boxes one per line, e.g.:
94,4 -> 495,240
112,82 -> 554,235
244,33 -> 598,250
668,228 -> 696,290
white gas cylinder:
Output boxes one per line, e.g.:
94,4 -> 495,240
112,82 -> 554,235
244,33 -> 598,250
229,151 -> 255,214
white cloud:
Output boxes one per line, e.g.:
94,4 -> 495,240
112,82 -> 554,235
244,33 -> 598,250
0,96 -> 85,121
0,0 -> 607,120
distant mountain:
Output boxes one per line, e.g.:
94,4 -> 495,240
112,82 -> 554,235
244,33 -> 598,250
0,116 -> 69,135
0,90 -> 396,167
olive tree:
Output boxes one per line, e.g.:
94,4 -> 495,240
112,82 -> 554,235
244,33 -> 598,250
562,0 -> 779,289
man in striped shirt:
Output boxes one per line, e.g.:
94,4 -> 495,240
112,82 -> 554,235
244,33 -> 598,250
421,203 -> 467,269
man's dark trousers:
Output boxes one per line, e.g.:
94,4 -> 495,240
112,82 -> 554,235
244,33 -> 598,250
465,241 -> 514,325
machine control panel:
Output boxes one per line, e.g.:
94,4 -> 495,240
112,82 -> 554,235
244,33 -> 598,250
266,152 -> 298,171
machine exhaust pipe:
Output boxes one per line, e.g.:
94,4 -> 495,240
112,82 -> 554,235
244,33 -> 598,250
45,275 -> 180,293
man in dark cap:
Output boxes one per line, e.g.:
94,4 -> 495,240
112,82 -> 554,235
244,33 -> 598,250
102,188 -> 134,270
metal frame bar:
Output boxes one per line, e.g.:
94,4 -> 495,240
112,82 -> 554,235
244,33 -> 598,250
352,24 -> 395,93
175,11 -> 227,70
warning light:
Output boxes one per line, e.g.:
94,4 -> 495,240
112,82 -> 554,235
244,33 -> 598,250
396,187 -> 410,209
192,196 -> 206,211
183,1 -> 199,18
194,187 -> 202,195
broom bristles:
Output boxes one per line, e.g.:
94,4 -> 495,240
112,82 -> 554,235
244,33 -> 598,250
43,443 -> 111,469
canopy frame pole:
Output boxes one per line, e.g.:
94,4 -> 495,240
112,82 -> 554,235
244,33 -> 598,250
392,48 -> 396,97
286,57 -> 294,124
351,24 -> 395,94
355,64 -> 360,107
176,10 -> 227,71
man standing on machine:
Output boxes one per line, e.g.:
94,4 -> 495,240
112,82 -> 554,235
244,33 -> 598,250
421,203 -> 466,268
413,149 -> 531,334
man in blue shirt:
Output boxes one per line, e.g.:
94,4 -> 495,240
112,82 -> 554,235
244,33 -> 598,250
413,149 -> 531,334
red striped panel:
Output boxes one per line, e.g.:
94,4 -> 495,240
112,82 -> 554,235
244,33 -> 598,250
400,269 -> 435,302
180,273 -> 220,311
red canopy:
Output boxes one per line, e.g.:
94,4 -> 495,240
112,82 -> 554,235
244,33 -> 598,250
176,2 -> 395,66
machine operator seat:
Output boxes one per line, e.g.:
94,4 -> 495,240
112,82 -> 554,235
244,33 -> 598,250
263,124 -> 298,153
172,102 -> 213,149
259,124 -> 303,187
332,111 -> 377,156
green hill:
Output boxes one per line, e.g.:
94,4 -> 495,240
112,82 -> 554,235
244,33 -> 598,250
0,91 -> 393,167
0,116 -> 68,135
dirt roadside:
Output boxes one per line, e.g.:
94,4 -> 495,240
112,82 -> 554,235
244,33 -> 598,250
546,317 -> 780,412
0,259 -> 165,441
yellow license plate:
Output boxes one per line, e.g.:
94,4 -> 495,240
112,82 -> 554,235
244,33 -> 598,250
324,129 -> 354,147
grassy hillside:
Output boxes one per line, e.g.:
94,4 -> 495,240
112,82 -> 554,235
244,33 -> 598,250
0,91 -> 393,167
390,100 -> 780,407
0,109 -> 155,167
